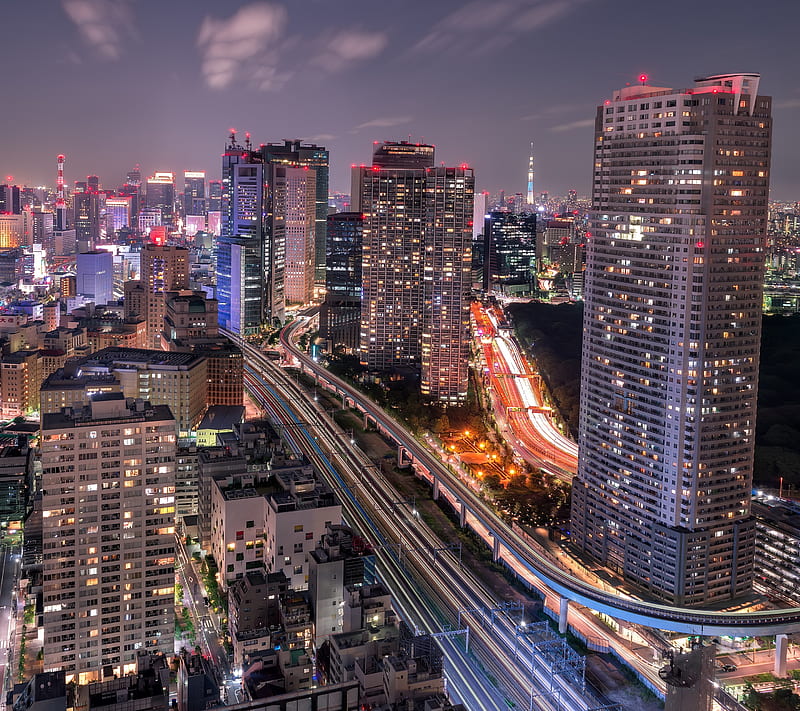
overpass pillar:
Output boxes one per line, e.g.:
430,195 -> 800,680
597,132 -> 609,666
558,597 -> 569,635
432,477 -> 440,501
776,634 -> 789,677
459,501 -> 467,528
492,535 -> 500,563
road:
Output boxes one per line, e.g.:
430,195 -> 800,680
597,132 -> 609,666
472,301 -> 578,479
240,339 -> 608,711
0,545 -> 19,708
268,319 -> 800,638
175,538 -> 230,682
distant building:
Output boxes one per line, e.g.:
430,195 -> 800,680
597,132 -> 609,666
183,171 -> 206,217
145,172 -> 175,226
77,251 -> 114,306
483,211 -> 536,295
320,213 -> 362,350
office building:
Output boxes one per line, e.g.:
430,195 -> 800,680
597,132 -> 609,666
218,132 -> 289,333
262,140 -> 329,287
183,171 -> 206,217
0,214 -> 28,249
208,180 -> 222,212
0,185 -> 21,214
281,166 -> 316,304
41,396 -> 176,682
320,212 -> 362,350
77,251 -> 114,306
354,141 -> 474,402
139,243 -> 189,348
105,196 -> 132,232
73,189 -> 103,252
145,173 -> 175,226
483,211 -> 537,295
570,73 -> 772,605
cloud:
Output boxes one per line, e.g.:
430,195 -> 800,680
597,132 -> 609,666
197,2 -> 289,90
414,0 -> 591,55
774,98 -> 800,110
550,118 -> 594,132
197,4 -> 386,91
305,134 -> 337,143
62,0 -> 136,60
354,116 -> 414,131
311,29 -> 388,72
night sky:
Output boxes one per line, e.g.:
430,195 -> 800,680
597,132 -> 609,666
2,0 -> 799,198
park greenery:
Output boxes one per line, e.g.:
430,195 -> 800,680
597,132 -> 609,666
324,347 -> 569,527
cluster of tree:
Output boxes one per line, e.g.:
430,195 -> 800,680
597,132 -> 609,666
743,685 -> 800,711
506,301 -> 583,437
507,304 -> 800,490
483,471 -> 571,527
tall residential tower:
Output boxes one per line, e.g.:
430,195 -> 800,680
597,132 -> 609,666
570,73 -> 771,605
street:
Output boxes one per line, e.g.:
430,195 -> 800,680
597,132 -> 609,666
0,544 -> 20,709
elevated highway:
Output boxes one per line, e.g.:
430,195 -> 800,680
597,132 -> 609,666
223,321 -> 800,637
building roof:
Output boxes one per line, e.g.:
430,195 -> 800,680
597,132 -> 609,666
199,405 -> 245,431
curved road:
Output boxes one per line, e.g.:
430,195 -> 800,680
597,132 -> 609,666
262,320 -> 800,637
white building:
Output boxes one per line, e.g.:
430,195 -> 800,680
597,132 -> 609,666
210,481 -> 266,591
264,465 -> 341,591
40,395 -> 176,683
570,73 -> 772,605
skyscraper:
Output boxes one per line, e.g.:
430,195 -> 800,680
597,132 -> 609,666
420,166 -> 474,403
145,172 -> 175,226
570,73 -> 772,605
0,185 -> 21,214
41,396 -> 176,682
183,171 -> 206,217
355,142 -> 474,402
262,140 -> 329,287
140,243 -> 190,348
320,212 -> 363,349
483,211 -> 537,295
281,165 -> 316,304
73,189 -> 103,252
354,143 -> 432,370
218,133 -> 271,334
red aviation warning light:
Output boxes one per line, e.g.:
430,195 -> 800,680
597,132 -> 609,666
639,74 -> 648,84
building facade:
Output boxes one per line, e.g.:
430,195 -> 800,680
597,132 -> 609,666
355,142 -> 474,402
570,73 -> 772,605
41,397 -> 176,682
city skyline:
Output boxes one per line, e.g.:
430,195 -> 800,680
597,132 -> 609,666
0,0 -> 799,197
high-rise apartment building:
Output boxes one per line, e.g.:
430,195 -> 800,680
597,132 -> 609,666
570,73 -> 771,605
208,180 -> 222,212
354,142 -> 474,402
41,395 -> 176,683
354,143 -> 432,370
420,167 -> 474,403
